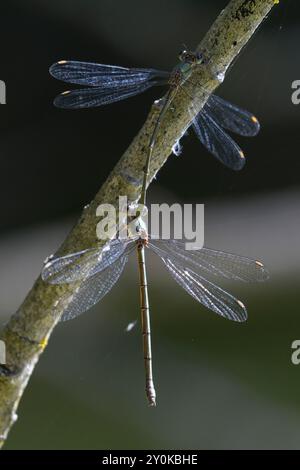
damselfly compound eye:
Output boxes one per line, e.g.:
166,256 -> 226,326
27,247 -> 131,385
178,50 -> 199,64
178,49 -> 188,61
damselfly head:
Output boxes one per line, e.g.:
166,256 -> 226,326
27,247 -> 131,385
178,49 -> 202,65
135,217 -> 148,241
178,49 -> 189,62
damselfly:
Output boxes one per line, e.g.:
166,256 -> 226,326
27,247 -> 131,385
42,224 -> 268,406
49,51 -> 260,192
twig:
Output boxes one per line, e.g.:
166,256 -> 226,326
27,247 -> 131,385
0,0 -> 279,448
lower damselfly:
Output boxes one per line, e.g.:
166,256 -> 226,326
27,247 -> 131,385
42,227 -> 268,406
49,50 -> 260,186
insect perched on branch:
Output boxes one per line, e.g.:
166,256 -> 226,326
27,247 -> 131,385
50,51 -> 260,183
42,224 -> 268,406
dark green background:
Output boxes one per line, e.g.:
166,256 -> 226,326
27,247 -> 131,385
0,0 -> 300,450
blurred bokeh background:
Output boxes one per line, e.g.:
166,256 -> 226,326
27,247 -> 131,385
0,0 -> 300,450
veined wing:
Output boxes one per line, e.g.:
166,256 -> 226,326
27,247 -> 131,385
42,238 -> 134,284
60,253 -> 129,321
149,239 -> 269,282
192,109 -> 246,170
53,81 -> 164,109
205,95 -> 260,137
50,60 -> 170,87
159,257 -> 247,322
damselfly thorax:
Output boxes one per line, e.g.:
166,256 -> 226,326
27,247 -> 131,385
168,49 -> 203,87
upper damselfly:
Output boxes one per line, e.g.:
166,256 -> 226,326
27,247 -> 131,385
49,50 -> 260,191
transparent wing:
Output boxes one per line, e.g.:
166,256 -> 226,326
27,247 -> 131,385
53,80 -> 165,109
159,258 -> 247,322
205,95 -> 260,137
60,253 -> 129,321
42,238 -> 134,284
149,240 -> 268,320
192,109 -> 246,170
149,239 -> 269,283
50,60 -> 170,87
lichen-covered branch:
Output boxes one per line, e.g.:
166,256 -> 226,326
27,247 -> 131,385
0,0 -> 279,448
